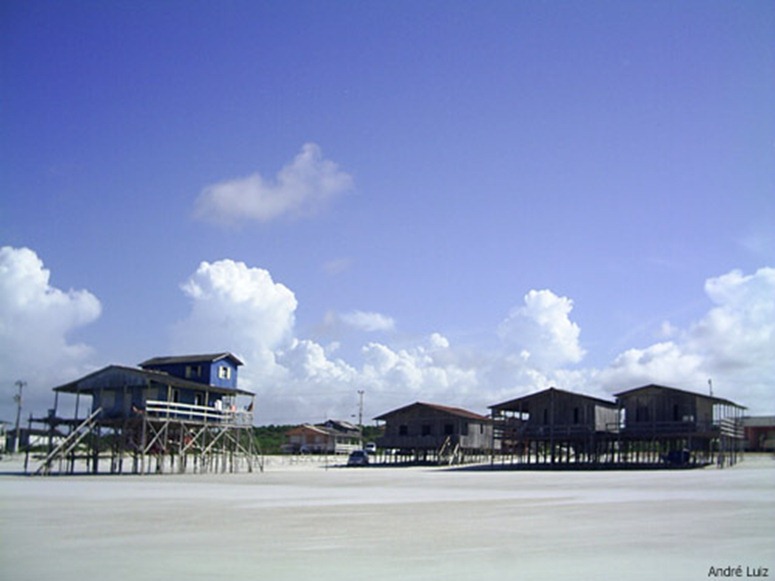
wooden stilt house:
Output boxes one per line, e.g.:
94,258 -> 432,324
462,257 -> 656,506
489,387 -> 619,466
27,353 -> 260,475
614,384 -> 746,466
374,402 -> 494,465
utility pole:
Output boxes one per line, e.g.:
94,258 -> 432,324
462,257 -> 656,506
13,380 -> 25,454
357,390 -> 364,428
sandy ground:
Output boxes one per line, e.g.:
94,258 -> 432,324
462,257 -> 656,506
1,455 -> 773,581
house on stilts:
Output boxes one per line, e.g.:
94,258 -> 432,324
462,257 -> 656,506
374,402 -> 496,465
27,353 -> 260,475
614,384 -> 745,467
489,387 -> 619,467
489,384 -> 746,469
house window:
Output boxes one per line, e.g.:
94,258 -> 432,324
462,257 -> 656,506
421,424 -> 432,436
399,424 -> 408,436
573,407 -> 580,424
185,365 -> 202,379
218,366 -> 231,380
444,423 -> 454,436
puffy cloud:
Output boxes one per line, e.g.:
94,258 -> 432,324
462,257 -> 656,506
317,309 -> 395,339
278,339 -> 357,384
0,246 -> 101,416
498,289 -> 585,369
173,259 -> 297,383
194,143 -> 354,225
690,268 -> 775,370
340,310 -> 396,333
429,332 -> 450,350
360,340 -> 478,406
686,267 -> 775,408
596,342 -> 705,393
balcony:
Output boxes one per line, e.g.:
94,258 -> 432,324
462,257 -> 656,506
144,400 -> 253,426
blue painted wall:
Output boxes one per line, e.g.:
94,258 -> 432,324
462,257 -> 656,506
141,357 -> 240,389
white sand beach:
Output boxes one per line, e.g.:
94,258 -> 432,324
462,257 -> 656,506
1,455 -> 773,581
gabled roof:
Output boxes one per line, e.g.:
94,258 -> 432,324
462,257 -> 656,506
286,424 -> 332,437
139,352 -> 244,368
53,364 -> 254,396
614,384 -> 745,408
374,401 -> 489,422
286,421 -> 362,438
489,387 -> 616,411
323,419 -> 361,433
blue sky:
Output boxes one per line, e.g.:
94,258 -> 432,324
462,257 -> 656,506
2,1 -> 773,424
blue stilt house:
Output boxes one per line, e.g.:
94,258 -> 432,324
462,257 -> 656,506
31,353 -> 258,475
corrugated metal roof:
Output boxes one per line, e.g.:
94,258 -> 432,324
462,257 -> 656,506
138,353 -> 244,367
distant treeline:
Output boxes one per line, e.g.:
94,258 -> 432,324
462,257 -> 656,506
252,425 -> 292,454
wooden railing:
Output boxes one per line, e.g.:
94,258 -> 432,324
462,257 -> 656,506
144,400 -> 253,426
496,418 -> 744,439
719,418 -> 744,438
616,419 -> 743,437
496,422 -> 614,438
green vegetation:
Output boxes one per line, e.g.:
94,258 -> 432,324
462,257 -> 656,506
253,425 -> 293,455
361,425 -> 384,443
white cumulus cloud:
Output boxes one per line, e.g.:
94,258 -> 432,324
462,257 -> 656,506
360,339 -> 478,407
498,289 -> 585,369
194,143 -> 354,225
173,259 -> 298,383
0,246 -> 101,417
340,310 -> 396,333
690,267 -> 775,370
596,342 -> 705,392
278,339 -> 357,384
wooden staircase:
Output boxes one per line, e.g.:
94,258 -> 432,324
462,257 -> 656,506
34,408 -> 102,475
437,436 -> 462,465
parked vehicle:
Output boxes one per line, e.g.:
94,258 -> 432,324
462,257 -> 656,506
347,450 -> 369,466
364,442 -> 377,454
661,449 -> 692,467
